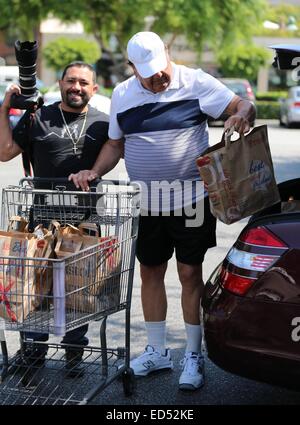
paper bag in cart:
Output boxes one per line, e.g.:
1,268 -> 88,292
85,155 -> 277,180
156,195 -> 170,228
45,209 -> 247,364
0,226 -> 54,322
196,125 -> 281,224
53,223 -> 121,313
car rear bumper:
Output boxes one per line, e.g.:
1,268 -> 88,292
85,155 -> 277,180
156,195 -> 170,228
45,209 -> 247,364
203,283 -> 300,388
205,329 -> 300,389
289,109 -> 300,122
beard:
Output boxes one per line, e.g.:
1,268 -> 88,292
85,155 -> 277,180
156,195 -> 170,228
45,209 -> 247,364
63,90 -> 90,109
151,74 -> 171,93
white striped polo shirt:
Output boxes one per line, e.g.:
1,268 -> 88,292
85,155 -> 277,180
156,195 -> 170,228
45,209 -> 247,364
109,63 -> 235,212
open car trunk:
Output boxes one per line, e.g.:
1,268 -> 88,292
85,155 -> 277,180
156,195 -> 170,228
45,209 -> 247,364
250,178 -> 300,220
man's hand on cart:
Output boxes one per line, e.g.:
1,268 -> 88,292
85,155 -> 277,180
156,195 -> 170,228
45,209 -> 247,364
68,169 -> 99,191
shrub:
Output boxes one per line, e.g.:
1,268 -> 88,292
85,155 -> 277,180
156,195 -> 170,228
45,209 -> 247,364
217,44 -> 270,82
256,91 -> 288,101
43,37 -> 100,74
256,101 -> 280,119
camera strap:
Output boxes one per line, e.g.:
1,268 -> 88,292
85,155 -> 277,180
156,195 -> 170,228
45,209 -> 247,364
22,111 -> 35,177
22,151 -> 32,177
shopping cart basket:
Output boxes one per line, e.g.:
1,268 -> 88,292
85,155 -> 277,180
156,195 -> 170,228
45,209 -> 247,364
0,177 -> 140,405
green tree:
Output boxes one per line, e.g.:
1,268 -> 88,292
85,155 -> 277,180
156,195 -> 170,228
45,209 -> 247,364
53,0 -> 150,80
43,37 -> 100,73
0,0 -> 269,82
151,0 -> 267,54
217,44 -> 270,82
53,0 -> 267,80
0,0 -> 53,40
267,3 -> 300,27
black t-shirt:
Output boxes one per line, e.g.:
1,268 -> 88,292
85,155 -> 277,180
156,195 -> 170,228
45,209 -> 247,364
13,102 -> 109,178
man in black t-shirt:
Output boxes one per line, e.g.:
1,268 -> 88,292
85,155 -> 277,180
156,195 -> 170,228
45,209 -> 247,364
0,61 -> 109,376
11,67 -> 109,178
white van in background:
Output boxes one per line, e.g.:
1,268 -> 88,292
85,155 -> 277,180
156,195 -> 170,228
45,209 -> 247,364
0,66 -> 19,84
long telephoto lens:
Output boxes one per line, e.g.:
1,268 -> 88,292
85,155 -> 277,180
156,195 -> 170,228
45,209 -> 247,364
10,40 -> 43,111
15,40 -> 38,97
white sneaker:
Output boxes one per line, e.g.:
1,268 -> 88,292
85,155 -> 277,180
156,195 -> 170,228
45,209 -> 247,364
179,351 -> 205,391
130,345 -> 174,377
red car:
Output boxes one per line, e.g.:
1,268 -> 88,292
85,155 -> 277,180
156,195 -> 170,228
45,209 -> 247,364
208,78 -> 256,126
202,178 -> 300,390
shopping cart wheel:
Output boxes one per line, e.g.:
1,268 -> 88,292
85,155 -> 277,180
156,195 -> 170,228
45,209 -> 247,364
122,367 -> 136,396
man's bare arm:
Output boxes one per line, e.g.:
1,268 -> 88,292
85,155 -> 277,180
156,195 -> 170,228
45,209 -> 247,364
68,138 -> 124,191
0,85 -> 23,162
223,95 -> 256,134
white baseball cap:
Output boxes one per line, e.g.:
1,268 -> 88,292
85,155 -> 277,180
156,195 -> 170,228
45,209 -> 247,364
127,32 -> 167,78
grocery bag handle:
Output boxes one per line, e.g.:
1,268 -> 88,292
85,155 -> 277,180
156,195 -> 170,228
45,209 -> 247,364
222,127 -> 245,149
49,220 -> 99,237
78,222 -> 99,237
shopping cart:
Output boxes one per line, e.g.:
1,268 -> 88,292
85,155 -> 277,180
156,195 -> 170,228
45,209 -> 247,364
0,177 -> 140,405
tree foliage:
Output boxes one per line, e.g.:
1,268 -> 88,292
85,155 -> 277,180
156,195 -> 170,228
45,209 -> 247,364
256,3 -> 300,37
0,0 -> 269,82
53,0 -> 149,54
43,37 -> 100,73
266,3 -> 300,25
217,43 -> 271,82
0,0 -> 53,39
151,0 -> 267,54
51,0 -> 268,80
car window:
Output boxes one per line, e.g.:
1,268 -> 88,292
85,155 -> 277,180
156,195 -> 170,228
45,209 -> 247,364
224,82 -> 247,96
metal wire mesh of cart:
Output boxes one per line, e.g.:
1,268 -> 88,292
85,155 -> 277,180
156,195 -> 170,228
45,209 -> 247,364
0,179 -> 141,335
0,341 -> 125,405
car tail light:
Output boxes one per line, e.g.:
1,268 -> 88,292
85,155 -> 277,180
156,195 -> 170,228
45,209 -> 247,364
9,108 -> 22,116
220,226 -> 288,296
220,267 -> 256,295
239,227 -> 286,247
246,86 -> 255,100
293,102 -> 300,107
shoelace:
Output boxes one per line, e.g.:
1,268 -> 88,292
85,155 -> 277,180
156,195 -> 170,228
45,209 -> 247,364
138,345 -> 157,358
180,354 -> 203,375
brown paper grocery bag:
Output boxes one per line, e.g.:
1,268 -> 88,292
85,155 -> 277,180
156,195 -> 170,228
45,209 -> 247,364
0,231 -> 39,321
64,236 -> 121,314
51,222 -> 121,314
31,225 -> 55,309
196,125 -> 281,224
0,223 -> 55,321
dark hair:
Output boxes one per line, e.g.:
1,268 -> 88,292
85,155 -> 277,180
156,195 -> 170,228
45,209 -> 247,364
61,61 -> 96,83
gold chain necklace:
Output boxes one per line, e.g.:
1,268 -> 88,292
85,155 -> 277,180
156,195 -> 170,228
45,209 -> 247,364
59,104 -> 87,154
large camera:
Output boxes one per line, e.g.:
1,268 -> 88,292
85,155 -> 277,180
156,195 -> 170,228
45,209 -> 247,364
10,40 -> 43,111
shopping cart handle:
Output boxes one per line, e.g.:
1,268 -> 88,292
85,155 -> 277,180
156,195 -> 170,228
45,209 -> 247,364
19,177 -> 131,189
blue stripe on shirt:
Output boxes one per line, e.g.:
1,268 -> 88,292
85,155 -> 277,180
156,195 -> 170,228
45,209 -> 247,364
117,99 -> 207,134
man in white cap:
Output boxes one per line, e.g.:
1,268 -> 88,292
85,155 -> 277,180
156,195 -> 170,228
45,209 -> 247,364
69,31 -> 255,391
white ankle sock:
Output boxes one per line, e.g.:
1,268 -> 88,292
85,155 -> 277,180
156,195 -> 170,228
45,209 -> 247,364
145,321 -> 167,354
185,322 -> 202,354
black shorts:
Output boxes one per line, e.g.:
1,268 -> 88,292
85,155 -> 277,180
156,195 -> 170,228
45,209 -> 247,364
136,197 -> 216,266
